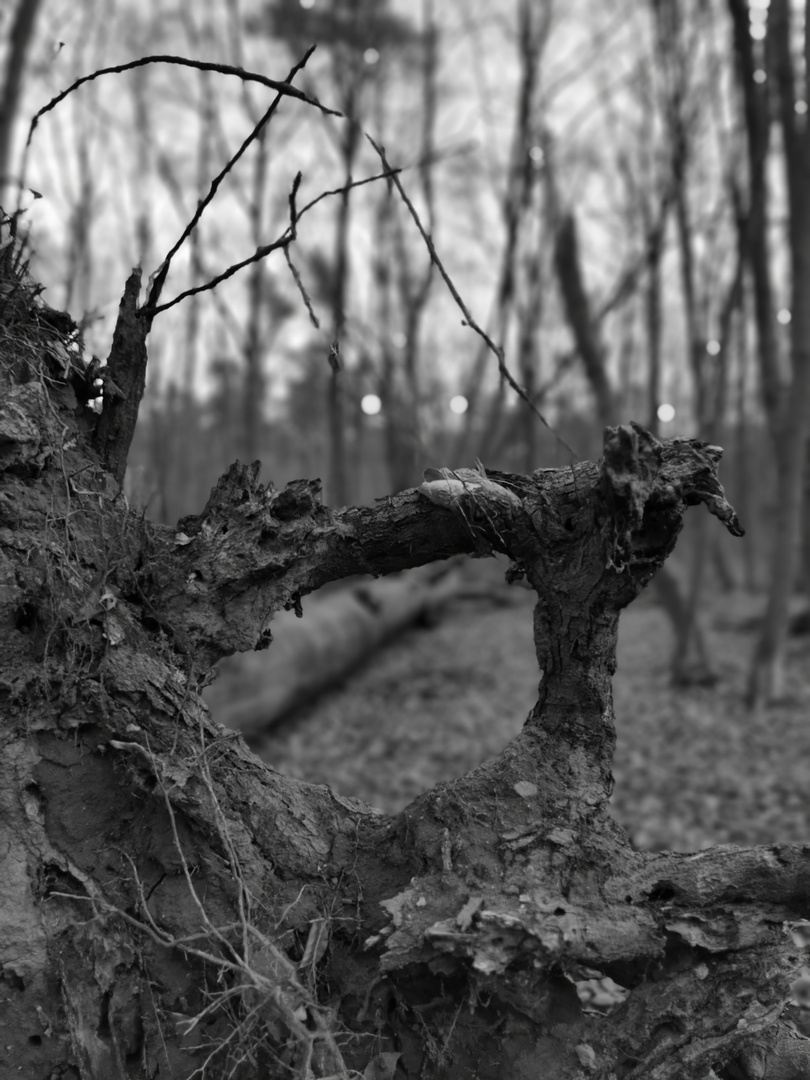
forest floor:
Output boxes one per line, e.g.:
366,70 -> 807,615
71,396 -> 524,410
251,565 -> 810,852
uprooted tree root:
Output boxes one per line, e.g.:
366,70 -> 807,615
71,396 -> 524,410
54,734 -> 356,1079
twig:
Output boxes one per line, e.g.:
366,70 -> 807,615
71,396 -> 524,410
24,53 -> 340,152
285,250 -> 320,329
144,237 -> 290,316
144,48 -> 317,312
365,135 -> 579,463
294,167 -> 401,220
147,169 -> 400,318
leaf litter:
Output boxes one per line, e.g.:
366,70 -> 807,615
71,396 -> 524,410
253,583 -> 810,852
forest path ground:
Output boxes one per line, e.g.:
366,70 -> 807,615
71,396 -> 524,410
252,574 -> 810,851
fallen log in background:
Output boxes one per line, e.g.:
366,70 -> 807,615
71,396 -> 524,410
203,560 -> 469,734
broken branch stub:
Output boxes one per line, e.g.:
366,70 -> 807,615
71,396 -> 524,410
93,268 -> 150,484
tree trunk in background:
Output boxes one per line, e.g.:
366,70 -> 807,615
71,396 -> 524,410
669,192 -> 742,684
63,139 -> 95,316
644,199 -> 665,437
730,0 -> 810,703
0,0 -> 43,203
326,71 -> 360,507
552,212 -> 618,429
372,179 -> 411,492
517,298 -> 541,472
651,0 -> 745,686
640,168 -> 715,677
735,301 -> 759,590
392,0 -> 437,487
456,0 -> 551,465
548,140 -> 720,685
243,131 -> 270,464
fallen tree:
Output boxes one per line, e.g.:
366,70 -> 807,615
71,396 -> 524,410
204,562 -> 467,736
2,270 -> 809,1080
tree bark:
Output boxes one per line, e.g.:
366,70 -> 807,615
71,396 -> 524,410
749,0 -> 810,704
4,285 -> 810,1080
552,212 -> 618,430
728,0 -> 810,704
326,77 -> 359,508
0,0 -> 43,202
454,0 -> 550,466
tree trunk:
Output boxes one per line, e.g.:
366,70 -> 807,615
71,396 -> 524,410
4,275 -> 810,1079
326,83 -> 359,508
0,0 -> 43,203
374,174 -> 417,495
748,0 -> 810,702
242,130 -> 270,465
454,0 -> 550,466
728,0 -> 810,704
552,212 -> 618,429
549,148 -> 720,686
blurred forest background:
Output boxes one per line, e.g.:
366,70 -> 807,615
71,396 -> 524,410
2,0 -> 810,850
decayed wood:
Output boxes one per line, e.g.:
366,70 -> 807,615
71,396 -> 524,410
93,267 -> 150,484
1,303 -> 808,1080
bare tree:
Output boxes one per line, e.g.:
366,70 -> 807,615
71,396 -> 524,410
728,0 -> 810,704
454,0 -> 553,466
266,0 -> 421,505
0,0 -> 44,203
649,0 -> 745,684
543,0 -> 746,686
364,0 -> 440,493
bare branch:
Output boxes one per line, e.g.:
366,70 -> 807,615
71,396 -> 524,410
144,168 -> 401,318
24,53 -> 340,151
365,135 -> 579,462
144,47 -> 317,312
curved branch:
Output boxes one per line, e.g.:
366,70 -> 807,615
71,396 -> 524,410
143,427 -> 742,671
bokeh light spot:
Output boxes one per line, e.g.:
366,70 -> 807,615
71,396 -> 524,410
361,394 -> 382,416
657,403 -> 676,424
449,395 -> 469,415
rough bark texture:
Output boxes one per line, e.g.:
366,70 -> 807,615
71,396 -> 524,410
1,289 -> 808,1080
93,267 -> 150,484
0,0 -> 44,199
728,0 -> 810,705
